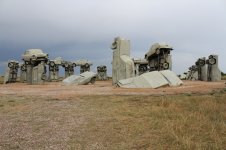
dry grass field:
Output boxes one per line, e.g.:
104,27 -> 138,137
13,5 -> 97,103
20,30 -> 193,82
0,80 -> 226,149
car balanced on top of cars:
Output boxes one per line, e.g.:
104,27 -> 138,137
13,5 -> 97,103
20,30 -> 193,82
22,49 -> 49,65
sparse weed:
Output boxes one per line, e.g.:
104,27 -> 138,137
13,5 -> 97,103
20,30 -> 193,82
184,92 -> 192,96
7,100 -> 15,103
0,94 -> 226,149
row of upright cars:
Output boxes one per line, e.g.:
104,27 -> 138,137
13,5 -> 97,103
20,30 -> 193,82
4,49 -> 107,84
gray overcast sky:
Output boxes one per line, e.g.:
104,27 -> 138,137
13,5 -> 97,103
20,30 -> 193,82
0,0 -> 226,75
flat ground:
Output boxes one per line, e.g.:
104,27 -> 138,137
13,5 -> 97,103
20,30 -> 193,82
0,81 -> 226,149
0,80 -> 226,98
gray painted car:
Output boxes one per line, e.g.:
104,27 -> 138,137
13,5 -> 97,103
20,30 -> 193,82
145,43 -> 173,71
22,49 -> 48,63
62,71 -> 97,85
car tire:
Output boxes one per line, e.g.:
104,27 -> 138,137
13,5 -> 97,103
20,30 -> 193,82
163,62 -> 169,69
156,49 -> 160,55
8,62 -> 13,68
209,58 -> 216,65
41,73 -> 46,80
85,63 -> 89,68
21,65 -> 26,71
90,77 -> 96,84
199,60 -> 206,66
50,61 -> 55,67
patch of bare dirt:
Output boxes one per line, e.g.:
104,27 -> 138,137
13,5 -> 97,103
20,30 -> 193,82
0,80 -> 225,99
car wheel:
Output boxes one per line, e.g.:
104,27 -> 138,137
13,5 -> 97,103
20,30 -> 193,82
21,65 -> 26,71
156,49 -> 161,55
85,63 -> 89,68
41,73 -> 46,80
8,62 -> 13,68
199,60 -> 205,66
90,77 -> 96,84
50,61 -> 55,67
65,63 -> 69,68
163,62 -> 169,69
209,58 -> 216,65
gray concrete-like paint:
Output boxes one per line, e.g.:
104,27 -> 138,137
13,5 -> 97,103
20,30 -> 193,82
160,70 -> 183,86
179,73 -> 187,80
80,64 -> 91,73
62,61 -> 76,78
48,57 -> 62,81
196,57 -> 207,81
133,58 -> 149,76
74,60 -> 93,74
62,71 -> 97,85
49,64 -> 59,81
145,43 -> 173,71
111,37 -> 134,85
97,65 -> 108,80
26,64 -> 32,84
185,71 -> 191,80
206,55 -> 221,81
21,49 -> 48,85
4,60 -> 19,84
187,65 -> 198,81
20,63 -> 27,82
118,70 -> 183,88
185,54 -> 221,82
31,61 -> 46,84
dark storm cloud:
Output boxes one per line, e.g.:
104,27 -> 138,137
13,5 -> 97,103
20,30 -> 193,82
0,0 -> 226,74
